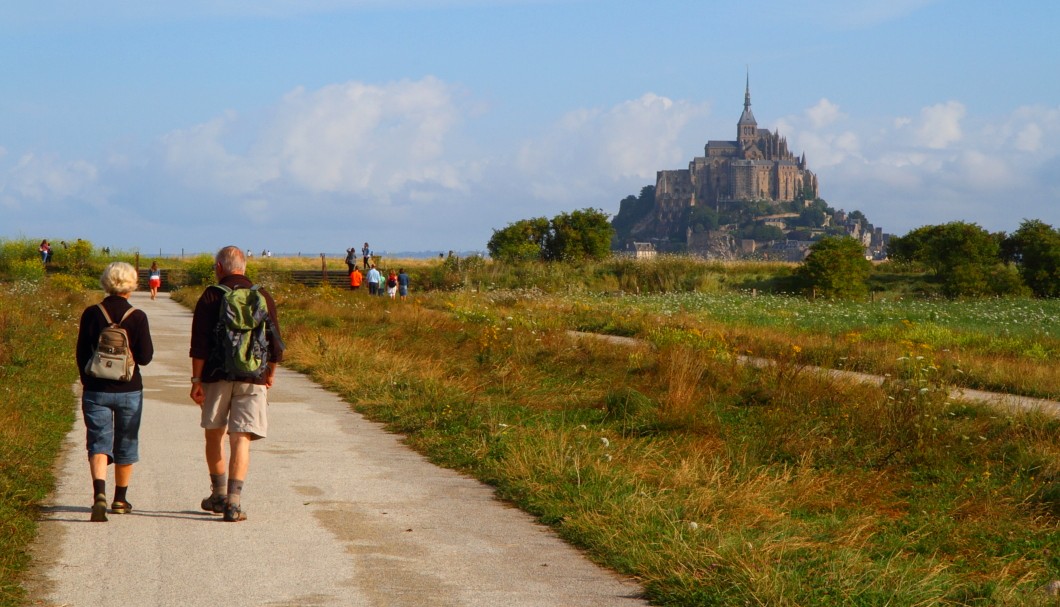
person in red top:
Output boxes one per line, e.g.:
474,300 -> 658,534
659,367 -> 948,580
189,246 -> 283,522
349,267 -> 363,290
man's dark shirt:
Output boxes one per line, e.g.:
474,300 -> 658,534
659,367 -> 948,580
189,274 -> 283,384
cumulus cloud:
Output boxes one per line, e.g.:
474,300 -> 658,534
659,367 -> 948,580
0,152 -> 98,205
516,93 -> 708,201
270,78 -> 464,197
914,101 -> 965,149
805,98 -> 844,129
761,96 -> 1060,235
162,77 -> 469,210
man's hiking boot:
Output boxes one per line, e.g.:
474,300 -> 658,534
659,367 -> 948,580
201,494 -> 226,514
91,494 -> 108,522
223,503 -> 247,522
111,500 -> 133,514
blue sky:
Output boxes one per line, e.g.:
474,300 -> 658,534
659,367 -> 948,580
1,0 -> 1057,255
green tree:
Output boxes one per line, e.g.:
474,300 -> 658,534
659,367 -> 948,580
689,205 -> 719,233
738,224 -> 785,241
888,222 -> 1010,297
886,225 -> 934,266
487,217 -> 550,262
921,222 -> 1000,297
1004,219 -> 1060,297
544,208 -> 614,262
797,236 -> 872,299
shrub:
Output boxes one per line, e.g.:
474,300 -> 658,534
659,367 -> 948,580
7,259 -> 45,282
796,236 -> 872,299
46,273 -> 86,295
604,387 -> 657,431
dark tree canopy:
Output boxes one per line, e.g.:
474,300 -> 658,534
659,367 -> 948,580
797,236 -> 872,299
544,208 -> 614,262
1003,219 -> 1060,297
487,217 -> 550,262
490,209 -> 613,263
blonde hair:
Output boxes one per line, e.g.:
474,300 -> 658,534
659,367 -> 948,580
100,262 -> 138,295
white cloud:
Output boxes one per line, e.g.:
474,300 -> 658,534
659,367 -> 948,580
753,97 -> 1060,235
517,93 -> 707,201
162,77 -> 468,203
162,112 -> 278,195
0,152 -> 98,205
806,98 -> 844,129
1014,123 -> 1043,152
914,101 -> 965,149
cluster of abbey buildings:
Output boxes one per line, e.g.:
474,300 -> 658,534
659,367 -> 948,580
624,77 -> 889,261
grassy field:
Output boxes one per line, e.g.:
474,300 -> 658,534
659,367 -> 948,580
0,279 -> 85,607
171,281 -> 1060,606
4,239 -> 1060,606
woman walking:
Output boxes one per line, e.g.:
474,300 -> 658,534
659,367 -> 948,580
75,262 -> 154,521
148,261 -> 162,300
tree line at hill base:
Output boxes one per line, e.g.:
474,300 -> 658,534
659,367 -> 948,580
488,208 -> 1060,299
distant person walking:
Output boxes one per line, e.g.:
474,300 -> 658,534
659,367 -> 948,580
345,248 -> 357,275
366,264 -> 381,296
398,268 -> 410,300
148,261 -> 162,300
386,269 -> 398,299
189,246 -> 284,522
349,267 -> 363,290
39,240 -> 52,263
362,242 -> 371,269
75,262 -> 154,521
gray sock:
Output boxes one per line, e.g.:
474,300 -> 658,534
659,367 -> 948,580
227,479 -> 244,506
211,473 -> 227,497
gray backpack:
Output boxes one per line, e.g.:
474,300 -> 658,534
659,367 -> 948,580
84,304 -> 136,382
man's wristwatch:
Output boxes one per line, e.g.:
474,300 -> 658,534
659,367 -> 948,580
190,377 -> 201,383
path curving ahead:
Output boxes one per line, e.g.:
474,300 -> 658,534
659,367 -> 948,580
24,292 -> 648,607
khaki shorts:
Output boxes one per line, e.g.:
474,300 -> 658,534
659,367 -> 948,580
200,380 -> 268,440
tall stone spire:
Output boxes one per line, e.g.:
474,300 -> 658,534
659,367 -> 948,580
738,68 -> 757,145
744,70 -> 751,113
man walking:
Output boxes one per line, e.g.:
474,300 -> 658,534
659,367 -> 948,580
189,246 -> 284,522
366,263 -> 381,296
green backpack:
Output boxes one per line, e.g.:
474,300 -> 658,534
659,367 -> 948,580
213,284 -> 282,380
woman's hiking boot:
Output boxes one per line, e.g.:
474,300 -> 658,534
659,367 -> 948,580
90,494 -> 108,522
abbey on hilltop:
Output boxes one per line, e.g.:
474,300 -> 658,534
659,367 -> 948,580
655,75 -> 818,236
612,76 -> 886,260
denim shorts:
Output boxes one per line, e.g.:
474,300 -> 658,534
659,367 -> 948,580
82,390 -> 143,465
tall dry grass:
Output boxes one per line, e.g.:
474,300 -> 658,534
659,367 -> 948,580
258,285 -> 1060,606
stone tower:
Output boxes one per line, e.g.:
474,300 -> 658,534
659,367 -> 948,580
651,76 -> 819,237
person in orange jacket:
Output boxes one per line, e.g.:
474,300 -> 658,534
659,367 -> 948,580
349,267 -> 363,290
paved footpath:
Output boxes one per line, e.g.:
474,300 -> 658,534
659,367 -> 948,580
24,292 -> 648,607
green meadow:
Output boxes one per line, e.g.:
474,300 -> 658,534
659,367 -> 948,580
3,241 -> 1060,606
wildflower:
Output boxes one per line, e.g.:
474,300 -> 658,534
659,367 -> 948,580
688,521 -> 699,531
600,437 -> 610,447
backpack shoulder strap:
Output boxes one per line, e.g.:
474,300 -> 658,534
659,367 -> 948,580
96,303 -> 115,325
118,306 -> 135,324
214,284 -> 233,294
